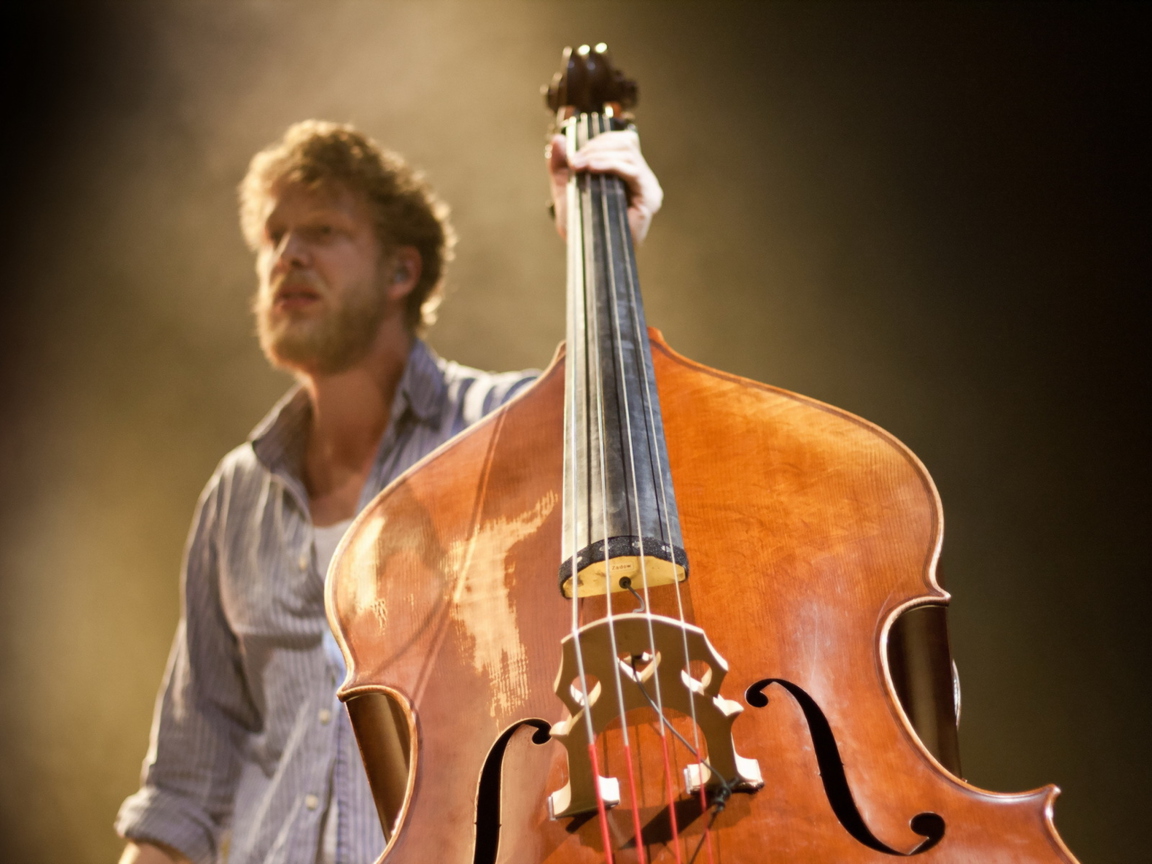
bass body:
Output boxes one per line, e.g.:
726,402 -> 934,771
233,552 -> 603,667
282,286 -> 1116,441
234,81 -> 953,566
327,332 -> 1075,864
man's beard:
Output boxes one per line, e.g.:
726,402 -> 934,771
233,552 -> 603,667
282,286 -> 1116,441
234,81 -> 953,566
254,272 -> 389,376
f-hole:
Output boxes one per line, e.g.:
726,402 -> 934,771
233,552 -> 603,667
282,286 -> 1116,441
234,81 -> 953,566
746,679 -> 945,856
474,719 -> 552,864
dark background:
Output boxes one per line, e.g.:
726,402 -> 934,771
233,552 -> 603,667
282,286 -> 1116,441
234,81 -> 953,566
1,2 -> 1147,862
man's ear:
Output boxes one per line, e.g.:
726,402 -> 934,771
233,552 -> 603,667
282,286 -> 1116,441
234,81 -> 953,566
387,246 -> 422,301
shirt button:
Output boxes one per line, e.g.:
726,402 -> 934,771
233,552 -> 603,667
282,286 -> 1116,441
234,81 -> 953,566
298,554 -> 309,571
318,709 -> 332,725
305,794 -> 320,811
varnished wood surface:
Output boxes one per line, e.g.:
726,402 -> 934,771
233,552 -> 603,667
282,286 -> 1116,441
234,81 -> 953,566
327,330 -> 1078,864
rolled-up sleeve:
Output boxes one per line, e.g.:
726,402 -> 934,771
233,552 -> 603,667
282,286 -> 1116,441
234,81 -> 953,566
116,474 -> 260,864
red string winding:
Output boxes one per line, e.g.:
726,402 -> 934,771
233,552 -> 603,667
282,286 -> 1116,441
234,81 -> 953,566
588,742 -> 616,864
658,732 -> 684,864
621,741 -> 648,864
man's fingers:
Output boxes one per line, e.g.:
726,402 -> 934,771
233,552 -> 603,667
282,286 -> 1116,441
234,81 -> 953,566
547,127 -> 662,243
569,155 -> 641,178
546,134 -> 570,191
546,134 -> 569,174
567,132 -> 640,166
570,129 -> 640,152
545,134 -> 569,238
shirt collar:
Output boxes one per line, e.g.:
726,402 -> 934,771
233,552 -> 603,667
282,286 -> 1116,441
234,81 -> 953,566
397,338 -> 447,425
248,339 -> 447,477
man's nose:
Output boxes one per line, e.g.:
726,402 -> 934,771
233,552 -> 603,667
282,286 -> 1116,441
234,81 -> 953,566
273,230 -> 311,270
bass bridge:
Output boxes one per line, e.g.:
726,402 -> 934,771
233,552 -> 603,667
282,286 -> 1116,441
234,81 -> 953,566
547,613 -> 764,819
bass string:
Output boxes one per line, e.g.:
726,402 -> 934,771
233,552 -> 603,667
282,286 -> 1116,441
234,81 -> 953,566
563,109 -> 658,861
583,111 -> 649,864
581,113 -> 634,752
603,118 -> 715,862
580,113 -> 626,746
589,111 -> 677,861
593,110 -> 685,862
564,110 -> 615,864
597,125 -> 702,864
601,111 -> 726,861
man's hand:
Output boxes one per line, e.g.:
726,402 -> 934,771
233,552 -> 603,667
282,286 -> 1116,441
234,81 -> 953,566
547,129 -> 664,244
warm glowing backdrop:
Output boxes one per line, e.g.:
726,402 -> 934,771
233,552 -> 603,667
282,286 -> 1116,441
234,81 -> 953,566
1,3 -> 1147,863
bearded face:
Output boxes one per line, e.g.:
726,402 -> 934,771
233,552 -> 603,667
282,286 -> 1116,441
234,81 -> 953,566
252,181 -> 395,375
254,265 -> 389,375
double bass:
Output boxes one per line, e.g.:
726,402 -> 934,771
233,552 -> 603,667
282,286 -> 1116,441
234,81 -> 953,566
327,45 -> 1078,864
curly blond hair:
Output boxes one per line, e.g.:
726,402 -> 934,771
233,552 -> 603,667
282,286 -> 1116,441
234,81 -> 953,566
239,120 -> 455,332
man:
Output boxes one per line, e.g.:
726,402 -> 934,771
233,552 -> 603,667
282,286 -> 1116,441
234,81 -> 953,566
115,120 -> 662,864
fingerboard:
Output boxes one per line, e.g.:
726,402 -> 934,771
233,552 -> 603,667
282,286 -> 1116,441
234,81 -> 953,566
559,111 -> 687,598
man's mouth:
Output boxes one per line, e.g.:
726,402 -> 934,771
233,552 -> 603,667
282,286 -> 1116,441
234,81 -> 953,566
272,280 -> 324,312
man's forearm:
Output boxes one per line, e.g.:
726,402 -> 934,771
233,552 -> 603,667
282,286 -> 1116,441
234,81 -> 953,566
118,840 -> 190,864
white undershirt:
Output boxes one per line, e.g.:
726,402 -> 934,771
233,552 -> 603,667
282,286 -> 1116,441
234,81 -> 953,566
313,519 -> 353,864
313,519 -> 354,583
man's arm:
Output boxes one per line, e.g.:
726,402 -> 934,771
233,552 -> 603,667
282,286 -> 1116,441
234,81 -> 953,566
115,471 -> 256,863
118,840 -> 190,864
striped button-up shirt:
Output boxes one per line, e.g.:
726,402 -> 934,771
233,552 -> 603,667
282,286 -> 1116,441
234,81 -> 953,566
116,341 -> 537,864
